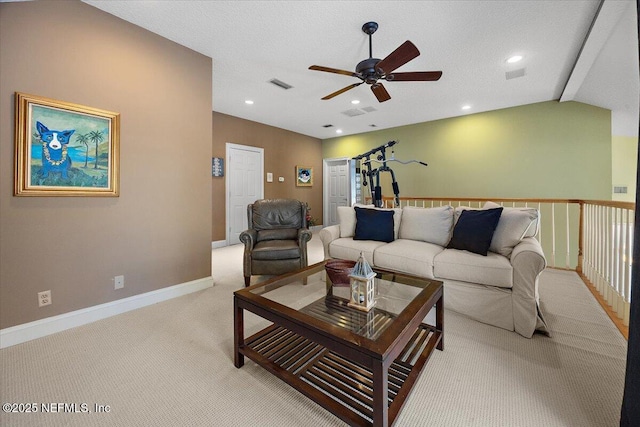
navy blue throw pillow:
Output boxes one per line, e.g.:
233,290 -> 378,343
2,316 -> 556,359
354,207 -> 395,243
447,208 -> 503,256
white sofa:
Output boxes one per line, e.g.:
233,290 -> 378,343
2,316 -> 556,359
319,203 -> 548,338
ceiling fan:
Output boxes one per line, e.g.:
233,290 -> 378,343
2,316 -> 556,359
309,21 -> 442,103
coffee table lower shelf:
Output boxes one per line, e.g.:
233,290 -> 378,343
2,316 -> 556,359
239,323 -> 442,426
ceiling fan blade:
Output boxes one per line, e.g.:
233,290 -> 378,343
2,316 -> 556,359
309,65 -> 360,78
371,83 -> 391,103
374,40 -> 420,75
386,71 -> 442,81
321,82 -> 364,100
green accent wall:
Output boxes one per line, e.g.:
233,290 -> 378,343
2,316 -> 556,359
612,135 -> 638,202
323,101 -> 612,200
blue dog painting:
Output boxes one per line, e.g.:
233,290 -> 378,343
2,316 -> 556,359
36,121 -> 75,179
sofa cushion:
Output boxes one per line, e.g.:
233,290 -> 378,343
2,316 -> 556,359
482,202 -> 539,257
354,207 -> 395,242
447,208 -> 503,256
373,239 -> 443,279
337,206 -> 357,238
453,206 -> 481,224
399,205 -> 454,247
328,238 -> 385,266
339,205 -> 402,239
434,249 -> 513,288
484,201 -> 539,237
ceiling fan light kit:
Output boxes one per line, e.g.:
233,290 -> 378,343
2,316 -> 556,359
309,21 -> 443,102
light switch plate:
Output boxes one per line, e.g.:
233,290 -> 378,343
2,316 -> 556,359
266,172 -> 273,182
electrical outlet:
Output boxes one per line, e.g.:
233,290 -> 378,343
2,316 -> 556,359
114,275 -> 124,290
38,290 -> 51,307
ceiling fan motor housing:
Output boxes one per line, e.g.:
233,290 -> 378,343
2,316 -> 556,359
356,58 -> 382,84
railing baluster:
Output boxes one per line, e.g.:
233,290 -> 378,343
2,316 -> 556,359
615,208 -> 622,313
551,203 -> 556,268
598,206 -> 607,295
625,209 -> 633,325
566,203 -> 571,269
538,203 -> 542,246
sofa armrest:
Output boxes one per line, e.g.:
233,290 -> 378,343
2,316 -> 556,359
510,237 -> 548,337
319,225 -> 340,260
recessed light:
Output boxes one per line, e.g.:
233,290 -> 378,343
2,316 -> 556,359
245,100 -> 254,105
336,129 -> 343,134
351,100 -> 360,105
462,105 -> 471,110
507,55 -> 523,64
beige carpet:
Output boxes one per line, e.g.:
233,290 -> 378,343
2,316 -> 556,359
0,233 -> 628,426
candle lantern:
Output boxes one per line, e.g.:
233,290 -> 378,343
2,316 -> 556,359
348,252 -> 377,311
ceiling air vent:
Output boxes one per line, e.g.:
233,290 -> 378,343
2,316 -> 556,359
268,78 -> 293,89
341,109 -> 365,117
361,106 -> 377,113
505,68 -> 526,80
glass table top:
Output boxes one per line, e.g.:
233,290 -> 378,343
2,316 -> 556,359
247,262 -> 441,341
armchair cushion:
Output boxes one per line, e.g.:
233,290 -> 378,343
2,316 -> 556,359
251,240 -> 301,260
251,199 -> 304,230
257,228 -> 299,242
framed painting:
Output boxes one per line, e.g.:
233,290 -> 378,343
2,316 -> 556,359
14,92 -> 120,196
296,166 -> 313,187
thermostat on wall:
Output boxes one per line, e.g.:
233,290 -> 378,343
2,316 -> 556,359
278,177 -> 284,182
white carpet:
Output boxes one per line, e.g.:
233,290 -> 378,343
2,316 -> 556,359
0,233 -> 627,426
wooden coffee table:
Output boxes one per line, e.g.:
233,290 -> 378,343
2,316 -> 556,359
234,261 -> 443,427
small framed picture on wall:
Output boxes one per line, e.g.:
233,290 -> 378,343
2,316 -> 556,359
212,157 -> 224,177
296,166 -> 313,187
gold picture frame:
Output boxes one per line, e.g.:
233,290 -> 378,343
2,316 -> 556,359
14,92 -> 120,197
296,166 -> 313,187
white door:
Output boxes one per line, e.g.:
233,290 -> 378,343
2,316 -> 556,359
226,143 -> 264,245
323,158 -> 351,227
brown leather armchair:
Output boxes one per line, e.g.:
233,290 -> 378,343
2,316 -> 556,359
240,199 -> 313,286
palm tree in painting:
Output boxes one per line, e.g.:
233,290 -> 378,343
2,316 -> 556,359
88,130 -> 104,169
76,133 -> 90,168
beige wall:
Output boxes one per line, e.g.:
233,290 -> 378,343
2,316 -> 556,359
612,135 -> 638,202
0,1 -> 212,328
212,112 -> 323,241
323,101 -> 612,200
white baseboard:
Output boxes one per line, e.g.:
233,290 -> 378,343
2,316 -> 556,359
211,240 -> 227,249
0,276 -> 213,349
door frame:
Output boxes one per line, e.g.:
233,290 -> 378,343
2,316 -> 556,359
323,157 -> 352,227
225,142 -> 264,246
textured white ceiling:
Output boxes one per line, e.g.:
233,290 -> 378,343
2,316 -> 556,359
83,0 -> 637,139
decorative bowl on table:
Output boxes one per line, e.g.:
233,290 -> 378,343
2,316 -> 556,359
325,259 -> 357,286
